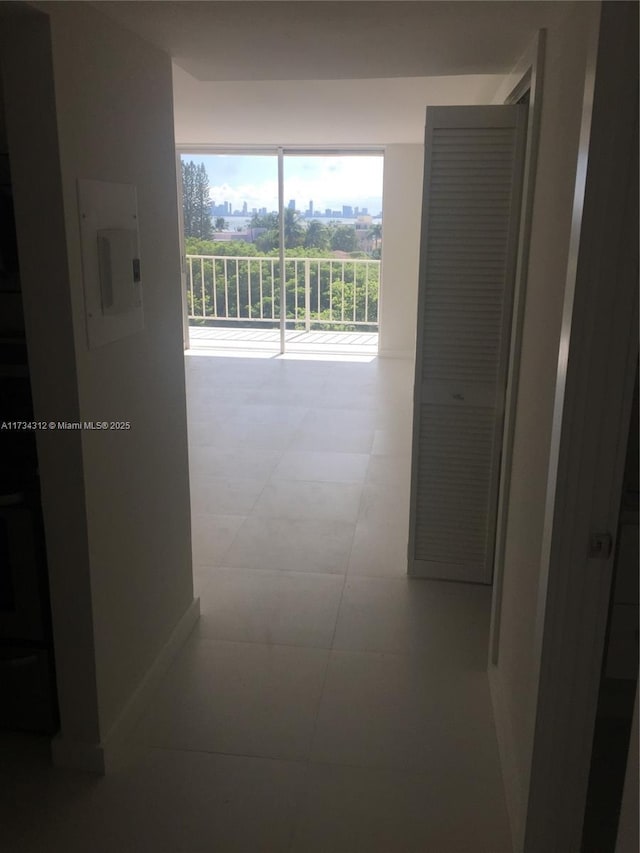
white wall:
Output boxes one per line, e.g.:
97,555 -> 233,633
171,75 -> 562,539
46,0 -> 194,741
174,68 -> 504,146
488,3 -> 602,848
3,1 -> 194,763
379,145 -> 424,358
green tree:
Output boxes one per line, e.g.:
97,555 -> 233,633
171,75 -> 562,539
250,212 -> 278,252
368,223 -> 382,249
283,207 -> 304,249
194,163 -> 213,239
251,209 -> 304,251
181,160 -> 213,240
250,212 -> 278,230
304,220 -> 330,250
254,229 -> 279,252
214,217 -> 229,231
182,161 -> 196,238
330,224 -> 358,252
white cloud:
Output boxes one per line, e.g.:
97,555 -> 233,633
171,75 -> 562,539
209,182 -> 277,210
207,156 -> 383,212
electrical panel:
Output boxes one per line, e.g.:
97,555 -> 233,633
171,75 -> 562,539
77,180 -> 143,349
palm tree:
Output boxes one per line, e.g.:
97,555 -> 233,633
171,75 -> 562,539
368,222 -> 383,251
283,207 -> 304,249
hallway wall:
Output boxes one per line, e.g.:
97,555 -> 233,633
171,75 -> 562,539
378,144 -> 423,359
3,0 -> 194,762
43,0 -> 194,745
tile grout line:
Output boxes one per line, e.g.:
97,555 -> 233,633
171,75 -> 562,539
282,446 -> 366,851
149,742 -> 480,783
295,473 -> 364,779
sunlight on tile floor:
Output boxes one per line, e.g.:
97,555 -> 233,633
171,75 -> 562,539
1,350 -> 512,853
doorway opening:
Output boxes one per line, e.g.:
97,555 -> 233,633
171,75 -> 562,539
178,150 -> 384,358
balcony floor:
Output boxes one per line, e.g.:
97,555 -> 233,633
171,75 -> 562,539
188,325 -> 378,356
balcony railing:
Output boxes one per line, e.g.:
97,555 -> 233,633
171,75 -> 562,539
186,254 -> 380,331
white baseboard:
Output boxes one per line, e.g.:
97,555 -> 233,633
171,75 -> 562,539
51,596 -> 200,774
488,664 -> 525,853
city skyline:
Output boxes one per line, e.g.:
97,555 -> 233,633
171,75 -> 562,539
210,198 -> 381,219
182,153 -> 383,214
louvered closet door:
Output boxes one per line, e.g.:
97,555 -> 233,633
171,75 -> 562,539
408,105 -> 527,583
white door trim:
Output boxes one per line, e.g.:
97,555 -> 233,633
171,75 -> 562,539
174,150 -> 190,351
523,3 -> 638,849
490,29 -> 546,663
277,147 -> 286,354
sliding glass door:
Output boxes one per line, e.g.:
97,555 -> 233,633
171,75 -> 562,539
178,149 -> 383,355
282,153 -> 383,351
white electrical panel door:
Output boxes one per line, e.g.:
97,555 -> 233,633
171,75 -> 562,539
77,179 -> 143,349
408,105 -> 527,584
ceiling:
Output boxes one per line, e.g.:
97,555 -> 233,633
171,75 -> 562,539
95,1 -> 574,82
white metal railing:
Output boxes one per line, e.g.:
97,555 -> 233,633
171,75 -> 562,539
186,254 -> 380,330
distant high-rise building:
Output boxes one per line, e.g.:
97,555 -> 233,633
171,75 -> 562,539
288,199 -> 295,210
212,202 -> 233,216
342,205 -> 353,218
242,201 -> 248,214
325,208 -> 331,216
362,207 -> 368,215
309,200 -> 314,214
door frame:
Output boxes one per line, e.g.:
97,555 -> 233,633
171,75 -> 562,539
521,3 -> 638,849
174,151 -> 190,351
489,29 -> 546,662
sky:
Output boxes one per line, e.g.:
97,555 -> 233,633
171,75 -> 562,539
181,154 -> 384,214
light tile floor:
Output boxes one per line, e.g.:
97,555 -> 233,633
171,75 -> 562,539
1,351 -> 513,852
